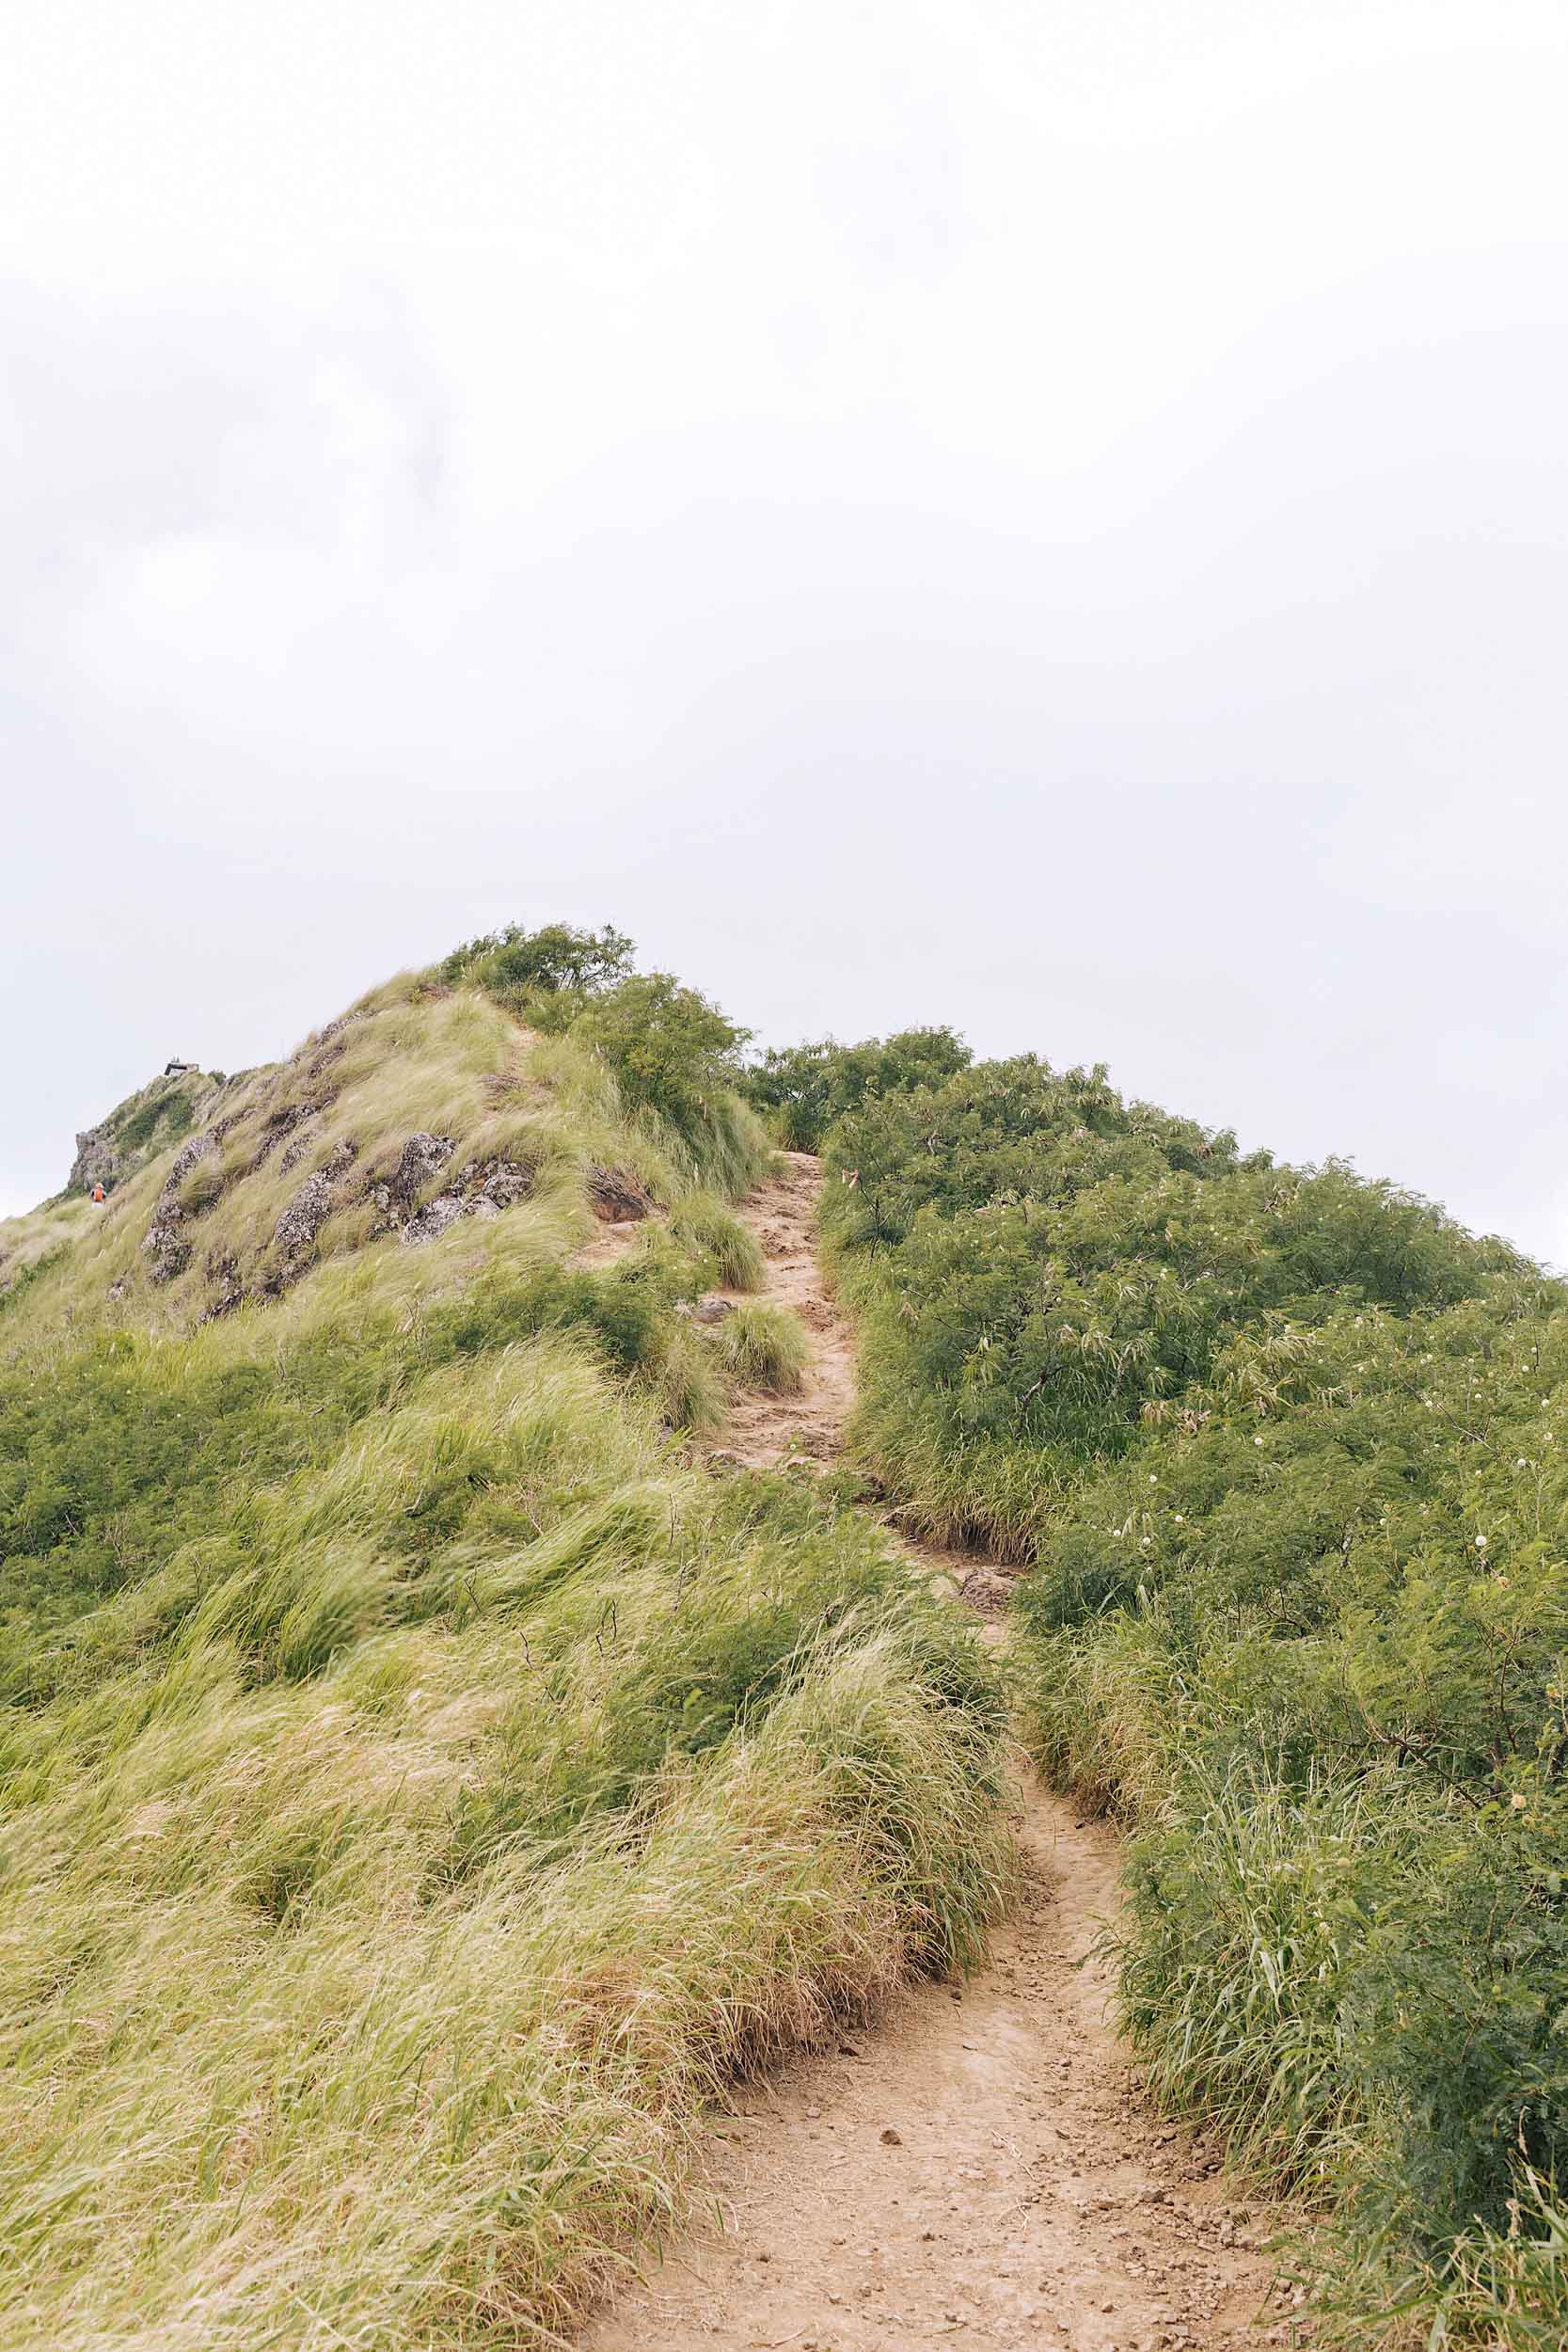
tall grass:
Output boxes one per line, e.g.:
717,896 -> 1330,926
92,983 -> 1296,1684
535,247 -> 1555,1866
670,1190 -> 767,1291
0,961 -> 1009,2351
714,1301 -> 811,1393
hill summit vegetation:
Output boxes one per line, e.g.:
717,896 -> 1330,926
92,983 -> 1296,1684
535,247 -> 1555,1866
7,930 -> 1567,2348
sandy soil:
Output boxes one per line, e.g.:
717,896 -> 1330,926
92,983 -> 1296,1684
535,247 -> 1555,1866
578,1153 -> 1303,2352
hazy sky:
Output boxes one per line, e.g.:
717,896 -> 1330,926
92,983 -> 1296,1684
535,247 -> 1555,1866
4,3 -> 1566,1259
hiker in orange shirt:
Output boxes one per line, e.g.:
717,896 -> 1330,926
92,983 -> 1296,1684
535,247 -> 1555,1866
90,1183 -> 106,1205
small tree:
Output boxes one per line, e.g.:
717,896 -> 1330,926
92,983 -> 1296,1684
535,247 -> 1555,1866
573,974 -> 751,1144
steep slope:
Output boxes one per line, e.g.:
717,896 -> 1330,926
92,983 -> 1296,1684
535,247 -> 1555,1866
67,1063 -> 228,1196
0,948 -> 1011,2352
2,1066 -> 231,1301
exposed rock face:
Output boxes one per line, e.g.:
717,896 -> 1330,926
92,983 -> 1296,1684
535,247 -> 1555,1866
469,1156 -> 534,1211
201,1248 -> 245,1320
391,1131 -> 455,1208
400,1152 -> 534,1247
70,1126 -> 123,1197
273,1140 -> 358,1271
141,1133 -> 217,1284
68,1067 -> 218,1195
402,1195 -> 471,1248
274,1171 -> 336,1261
587,1164 -> 653,1222
251,1102 -> 313,1174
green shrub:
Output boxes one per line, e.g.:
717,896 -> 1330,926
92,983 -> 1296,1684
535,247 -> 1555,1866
438,919 -> 634,1006
776,1005 -> 1568,2329
572,972 -> 752,1151
741,1026 -> 972,1152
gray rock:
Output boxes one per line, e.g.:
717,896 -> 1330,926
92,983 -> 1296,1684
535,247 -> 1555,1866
467,1155 -> 533,1209
141,1214 -> 191,1282
402,1194 -> 469,1247
277,1125 -> 317,1174
391,1130 -> 454,1207
274,1169 -> 336,1260
70,1125 -> 121,1196
166,1132 -> 216,1190
140,1131 -> 217,1282
691,1295 -> 736,1325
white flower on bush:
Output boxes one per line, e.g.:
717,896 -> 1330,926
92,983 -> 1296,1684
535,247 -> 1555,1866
1474,1534 -> 1488,1550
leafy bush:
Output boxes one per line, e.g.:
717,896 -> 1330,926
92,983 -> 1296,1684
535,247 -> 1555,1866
572,972 -> 752,1150
741,1026 -> 972,1152
438,919 -> 634,1009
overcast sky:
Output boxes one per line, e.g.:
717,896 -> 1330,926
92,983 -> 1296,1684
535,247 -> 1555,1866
4,3 -> 1566,1260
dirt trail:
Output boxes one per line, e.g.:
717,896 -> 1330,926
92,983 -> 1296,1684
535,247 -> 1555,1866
581,1153 -> 1298,2352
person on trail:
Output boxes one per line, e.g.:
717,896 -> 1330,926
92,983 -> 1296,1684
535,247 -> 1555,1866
90,1183 -> 106,1204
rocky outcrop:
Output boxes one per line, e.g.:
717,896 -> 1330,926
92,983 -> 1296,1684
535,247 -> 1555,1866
586,1164 -> 653,1222
402,1195 -> 471,1248
68,1066 -> 219,1196
274,1171 -> 336,1261
390,1131 -> 455,1209
399,1150 -> 534,1248
141,1133 -> 217,1284
70,1125 -> 123,1197
273,1139 -> 359,1274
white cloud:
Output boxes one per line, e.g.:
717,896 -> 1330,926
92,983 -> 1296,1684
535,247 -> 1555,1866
2,1 -> 1567,1256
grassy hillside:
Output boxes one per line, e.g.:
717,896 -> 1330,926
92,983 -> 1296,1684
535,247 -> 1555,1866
0,941 -> 1009,2351
787,1037 -> 1568,2345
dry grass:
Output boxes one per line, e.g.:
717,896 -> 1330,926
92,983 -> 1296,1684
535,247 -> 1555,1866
0,964 -> 1009,2351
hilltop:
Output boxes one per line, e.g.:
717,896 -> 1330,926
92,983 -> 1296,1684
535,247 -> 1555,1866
0,929 -> 1008,2352
7,933 -> 1568,2351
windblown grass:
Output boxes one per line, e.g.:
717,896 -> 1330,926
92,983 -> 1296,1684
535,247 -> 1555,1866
0,962 -> 1008,2352
671,1190 -> 767,1292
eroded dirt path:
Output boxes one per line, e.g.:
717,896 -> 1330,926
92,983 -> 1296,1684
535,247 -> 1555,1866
581,1153 -> 1299,2352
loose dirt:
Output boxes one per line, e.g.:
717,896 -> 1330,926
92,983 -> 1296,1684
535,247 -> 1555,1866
580,1152 -> 1300,2352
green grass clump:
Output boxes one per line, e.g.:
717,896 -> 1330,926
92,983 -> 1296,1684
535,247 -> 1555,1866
714,1301 -> 810,1393
671,1189 -> 767,1290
